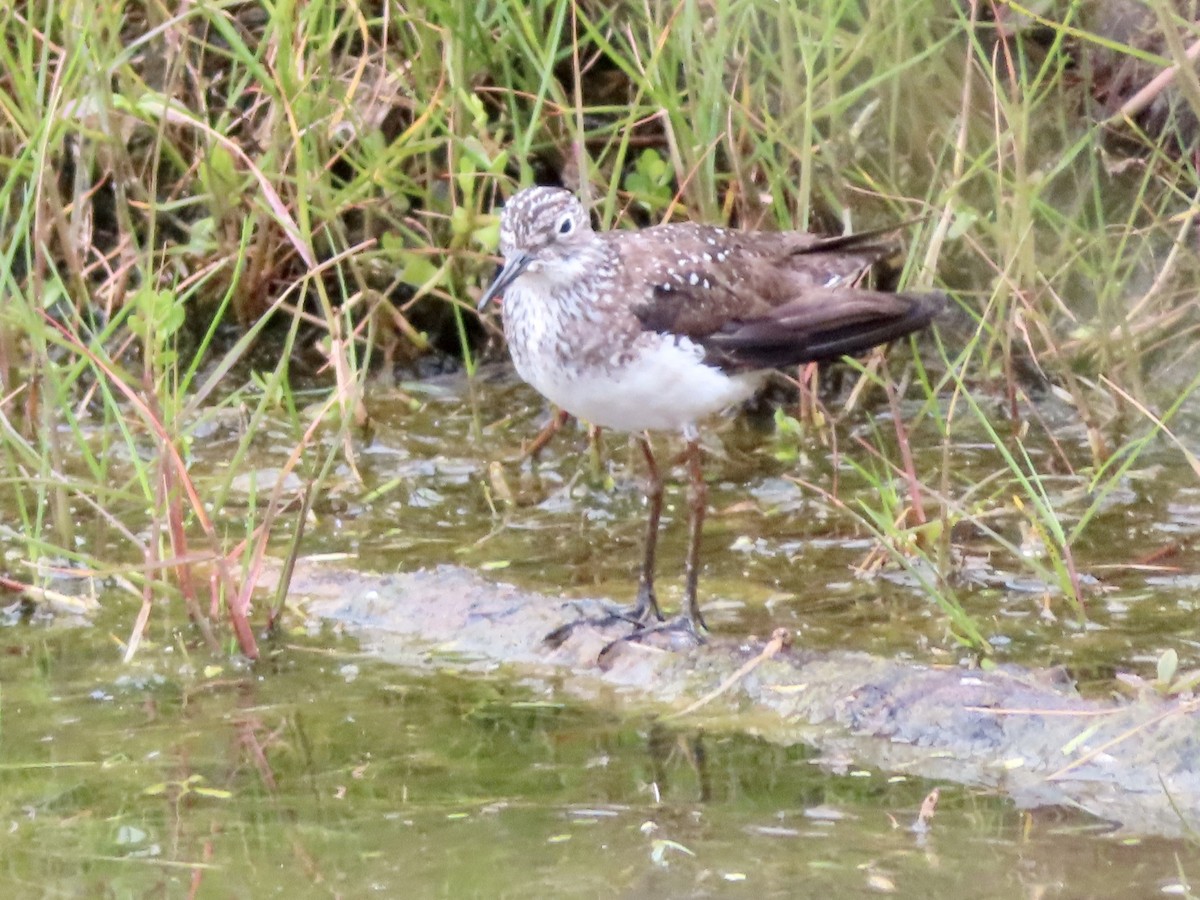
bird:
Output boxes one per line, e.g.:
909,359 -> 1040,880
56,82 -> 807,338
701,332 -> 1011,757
477,185 -> 945,644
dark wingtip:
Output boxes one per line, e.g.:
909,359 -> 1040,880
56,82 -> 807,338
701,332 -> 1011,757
701,289 -> 950,371
804,290 -> 949,361
905,290 -> 950,328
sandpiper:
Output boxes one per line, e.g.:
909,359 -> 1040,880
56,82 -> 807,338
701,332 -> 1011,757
478,185 -> 945,641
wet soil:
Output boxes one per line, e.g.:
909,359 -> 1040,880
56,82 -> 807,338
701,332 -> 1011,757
284,560 -> 1200,840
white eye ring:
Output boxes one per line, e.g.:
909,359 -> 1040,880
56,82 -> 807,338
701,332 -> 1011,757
557,215 -> 574,235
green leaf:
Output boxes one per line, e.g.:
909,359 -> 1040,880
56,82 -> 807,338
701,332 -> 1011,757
472,219 -> 500,252
625,148 -> 674,212
1157,648 -> 1179,685
773,407 -> 803,437
192,786 -> 234,799
398,252 -> 439,287
449,205 -> 473,237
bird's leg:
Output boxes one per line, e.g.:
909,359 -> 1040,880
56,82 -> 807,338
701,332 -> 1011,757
681,433 -> 709,635
512,408 -> 570,462
593,432 -> 709,664
631,434 -> 665,623
542,433 -> 664,649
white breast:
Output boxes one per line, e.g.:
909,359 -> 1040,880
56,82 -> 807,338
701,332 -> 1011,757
512,319 -> 763,432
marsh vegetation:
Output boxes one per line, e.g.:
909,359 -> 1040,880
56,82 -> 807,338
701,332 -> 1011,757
2,0 -> 1198,893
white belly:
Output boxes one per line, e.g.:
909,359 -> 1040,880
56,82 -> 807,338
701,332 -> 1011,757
521,336 -> 764,432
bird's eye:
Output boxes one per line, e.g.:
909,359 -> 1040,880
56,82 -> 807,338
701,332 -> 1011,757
557,216 -> 574,235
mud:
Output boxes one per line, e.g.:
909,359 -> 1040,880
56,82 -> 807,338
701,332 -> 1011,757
285,560 -> 1200,839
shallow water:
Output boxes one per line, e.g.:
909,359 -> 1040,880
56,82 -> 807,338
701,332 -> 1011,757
350,371 -> 1200,683
2,620 -> 1195,898
3,371 -> 1199,895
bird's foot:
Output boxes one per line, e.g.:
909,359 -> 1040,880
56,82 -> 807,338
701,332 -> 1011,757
596,614 -> 707,665
542,600 -> 659,650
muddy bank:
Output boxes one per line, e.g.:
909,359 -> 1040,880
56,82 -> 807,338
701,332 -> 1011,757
283,560 -> 1200,839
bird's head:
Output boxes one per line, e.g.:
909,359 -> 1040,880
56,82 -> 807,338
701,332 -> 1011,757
477,187 -> 596,309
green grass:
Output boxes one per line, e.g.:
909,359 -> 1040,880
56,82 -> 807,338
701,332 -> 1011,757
1,0 -> 1197,659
